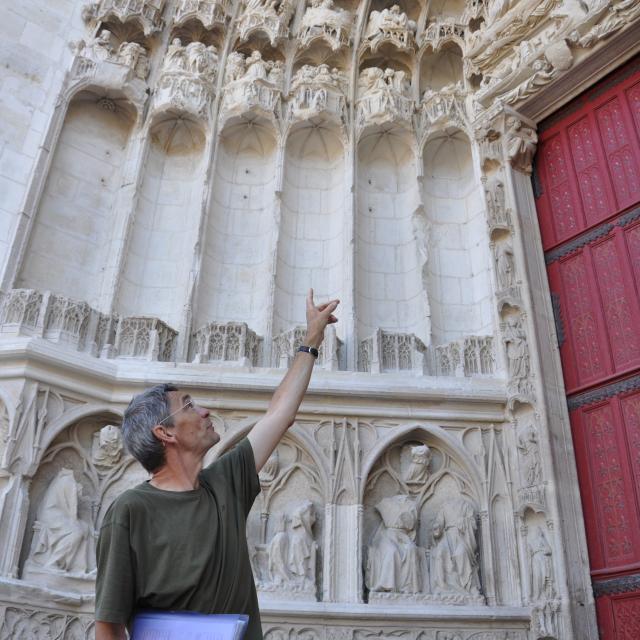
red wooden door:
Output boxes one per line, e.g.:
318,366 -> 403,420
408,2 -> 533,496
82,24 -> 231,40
535,55 -> 640,639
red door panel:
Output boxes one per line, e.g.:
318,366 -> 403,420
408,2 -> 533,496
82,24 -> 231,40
537,56 -> 640,639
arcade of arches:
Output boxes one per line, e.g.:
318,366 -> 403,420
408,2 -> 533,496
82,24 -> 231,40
0,0 -> 638,638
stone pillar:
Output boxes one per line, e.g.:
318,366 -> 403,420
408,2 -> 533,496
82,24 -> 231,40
476,105 -> 597,639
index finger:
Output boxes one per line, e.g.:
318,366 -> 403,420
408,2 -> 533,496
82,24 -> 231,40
306,288 -> 315,311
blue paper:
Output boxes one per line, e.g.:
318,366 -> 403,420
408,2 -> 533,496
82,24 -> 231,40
131,610 -> 249,640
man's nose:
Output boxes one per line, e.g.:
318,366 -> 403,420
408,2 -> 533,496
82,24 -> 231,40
198,405 -> 210,418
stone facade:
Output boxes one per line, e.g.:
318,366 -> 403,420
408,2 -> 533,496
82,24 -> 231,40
0,0 -> 638,638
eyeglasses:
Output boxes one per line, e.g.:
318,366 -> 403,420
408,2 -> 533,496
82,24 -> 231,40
157,398 -> 194,425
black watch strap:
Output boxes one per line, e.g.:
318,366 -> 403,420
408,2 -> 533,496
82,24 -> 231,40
297,345 -> 319,358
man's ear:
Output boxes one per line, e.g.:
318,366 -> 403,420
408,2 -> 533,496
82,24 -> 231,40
152,424 -> 173,445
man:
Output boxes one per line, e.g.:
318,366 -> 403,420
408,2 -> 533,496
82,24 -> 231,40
95,290 -> 339,640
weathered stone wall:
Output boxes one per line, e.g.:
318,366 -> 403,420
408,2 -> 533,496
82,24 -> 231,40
1,0 -> 639,638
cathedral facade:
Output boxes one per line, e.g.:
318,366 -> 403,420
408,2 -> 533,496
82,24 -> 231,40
0,0 -> 639,638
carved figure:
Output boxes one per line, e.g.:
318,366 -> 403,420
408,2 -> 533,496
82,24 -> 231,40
364,4 -> 416,50
28,468 -> 92,574
268,513 -> 291,585
300,0 -> 352,50
503,315 -> 531,392
186,41 -> 218,76
117,41 -> 149,78
404,444 -> 431,485
92,29 -> 115,60
366,495 -> 428,594
268,60 -> 284,87
431,497 -> 481,596
506,117 -> 538,174
528,527 -> 554,602
517,424 -> 542,486
166,38 -> 187,71
245,51 -> 270,81
287,500 -> 317,589
225,51 -> 246,82
91,425 -> 123,468
496,243 -> 516,290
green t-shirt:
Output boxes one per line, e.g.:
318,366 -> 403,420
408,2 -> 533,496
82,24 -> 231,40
95,437 -> 262,640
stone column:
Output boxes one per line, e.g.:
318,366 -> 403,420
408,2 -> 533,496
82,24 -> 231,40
478,105 -> 597,640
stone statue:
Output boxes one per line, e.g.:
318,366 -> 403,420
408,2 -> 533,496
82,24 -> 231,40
91,425 -> 123,468
506,117 -> 538,175
495,242 -> 516,290
245,51 -> 270,82
267,60 -> 284,87
165,37 -> 188,71
503,315 -> 531,392
27,468 -> 92,574
268,513 -> 291,585
528,527 -> 554,602
91,29 -> 115,61
430,496 -> 481,596
364,4 -> 416,50
185,41 -> 218,77
287,500 -> 317,590
517,423 -> 542,486
404,444 -> 432,485
225,51 -> 246,82
117,41 -> 149,79
366,495 -> 428,594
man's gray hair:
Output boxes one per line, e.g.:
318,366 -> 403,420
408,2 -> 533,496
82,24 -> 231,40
122,383 -> 178,472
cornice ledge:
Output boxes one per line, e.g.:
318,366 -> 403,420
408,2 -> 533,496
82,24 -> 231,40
0,338 -> 508,407
259,600 -> 531,622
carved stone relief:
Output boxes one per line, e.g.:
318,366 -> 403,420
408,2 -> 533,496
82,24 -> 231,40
501,314 -> 535,401
237,0 -> 296,45
82,0 -> 165,36
356,67 -> 413,131
190,322 -> 262,365
364,439 -> 484,605
72,29 -> 150,80
248,436 -> 323,601
220,50 -> 284,122
288,64 -> 348,123
0,606 -> 94,640
173,0 -> 231,29
153,38 -> 218,117
299,0 -> 352,50
19,418 -> 146,591
364,5 -> 416,52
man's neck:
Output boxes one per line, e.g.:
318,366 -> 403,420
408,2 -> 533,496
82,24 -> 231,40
149,452 -> 203,491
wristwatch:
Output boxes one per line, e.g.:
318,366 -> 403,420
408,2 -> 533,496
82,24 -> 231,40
297,345 -> 319,358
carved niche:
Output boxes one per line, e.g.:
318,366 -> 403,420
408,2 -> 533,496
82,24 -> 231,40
299,0 -> 352,51
21,418 -> 146,591
520,506 -> 559,639
288,64 -> 348,124
364,439 -> 484,604
173,0 -> 231,29
82,0 -> 165,36
153,38 -> 219,118
356,67 -> 414,131
71,29 -> 150,82
363,5 -> 417,52
247,436 -> 324,601
237,0 -> 296,45
220,50 -> 284,123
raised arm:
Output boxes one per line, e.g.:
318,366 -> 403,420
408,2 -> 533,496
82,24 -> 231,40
248,289 -> 339,471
